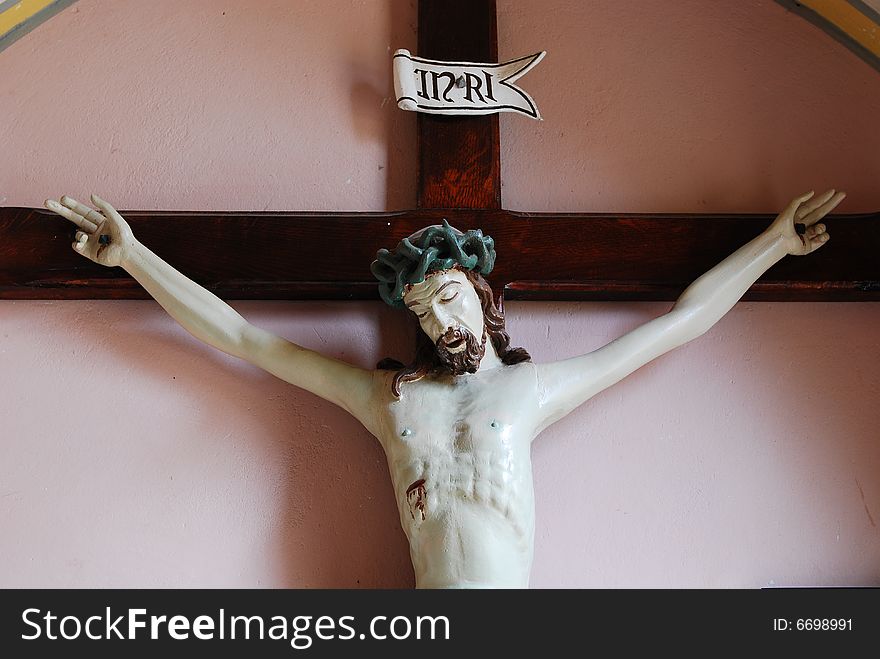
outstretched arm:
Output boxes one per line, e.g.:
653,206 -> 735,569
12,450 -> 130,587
44,194 -> 381,431
534,189 -> 846,432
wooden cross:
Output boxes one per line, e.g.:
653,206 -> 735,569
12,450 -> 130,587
1,0 -> 878,302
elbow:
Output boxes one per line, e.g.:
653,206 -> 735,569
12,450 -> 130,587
188,318 -> 252,360
227,322 -> 263,359
225,328 -> 252,360
667,304 -> 714,345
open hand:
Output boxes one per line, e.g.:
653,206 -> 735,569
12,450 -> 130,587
770,189 -> 846,257
44,194 -> 134,267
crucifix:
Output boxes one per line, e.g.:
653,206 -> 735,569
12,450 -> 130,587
1,1 -> 877,588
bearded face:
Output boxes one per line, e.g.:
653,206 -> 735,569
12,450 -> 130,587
435,325 -> 487,375
402,269 -> 487,374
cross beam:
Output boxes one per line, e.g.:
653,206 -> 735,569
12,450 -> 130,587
1,0 -> 878,302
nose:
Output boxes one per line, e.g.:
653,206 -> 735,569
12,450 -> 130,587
422,306 -> 454,340
430,302 -> 455,330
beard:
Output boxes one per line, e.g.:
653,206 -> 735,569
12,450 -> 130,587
435,326 -> 486,375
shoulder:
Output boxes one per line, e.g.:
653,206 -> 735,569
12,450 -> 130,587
492,360 -> 538,383
371,368 -> 398,400
493,360 -> 541,401
506,359 -> 538,380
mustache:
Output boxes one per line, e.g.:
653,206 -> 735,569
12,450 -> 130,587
437,327 -> 469,350
435,326 -> 486,375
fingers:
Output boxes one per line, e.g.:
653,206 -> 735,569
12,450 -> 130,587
60,195 -> 106,227
798,221 -> 830,253
72,231 -> 90,253
810,231 -> 830,251
44,199 -> 99,233
780,190 -> 815,220
795,189 -> 835,222
804,222 -> 827,239
798,191 -> 846,227
90,193 -> 123,222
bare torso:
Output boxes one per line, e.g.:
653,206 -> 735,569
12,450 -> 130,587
374,362 -> 541,588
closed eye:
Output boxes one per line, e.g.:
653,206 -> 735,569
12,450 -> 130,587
439,290 -> 459,303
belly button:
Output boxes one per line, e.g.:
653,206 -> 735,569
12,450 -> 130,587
490,419 -> 501,430
401,427 -> 413,438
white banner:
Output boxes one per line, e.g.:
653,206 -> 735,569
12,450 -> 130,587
393,49 -> 545,120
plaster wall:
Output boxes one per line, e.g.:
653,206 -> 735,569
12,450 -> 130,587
1,0 -> 877,587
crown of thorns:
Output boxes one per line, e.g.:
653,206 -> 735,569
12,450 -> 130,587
371,219 -> 496,307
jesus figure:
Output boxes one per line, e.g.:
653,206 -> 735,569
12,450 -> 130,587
44,188 -> 843,588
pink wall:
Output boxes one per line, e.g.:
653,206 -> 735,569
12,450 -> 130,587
1,0 -> 878,587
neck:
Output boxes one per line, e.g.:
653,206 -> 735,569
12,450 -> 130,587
476,334 -> 503,372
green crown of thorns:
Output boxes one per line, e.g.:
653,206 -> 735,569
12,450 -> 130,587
371,220 -> 496,307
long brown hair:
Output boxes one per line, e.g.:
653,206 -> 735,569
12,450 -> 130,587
377,269 -> 531,397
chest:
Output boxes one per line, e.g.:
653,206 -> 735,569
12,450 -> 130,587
381,364 -> 539,456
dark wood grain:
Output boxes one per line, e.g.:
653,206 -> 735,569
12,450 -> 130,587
3,1 -> 878,304
2,207 -> 876,301
417,0 -> 500,209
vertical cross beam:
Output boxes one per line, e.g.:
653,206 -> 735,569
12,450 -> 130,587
417,0 -> 501,209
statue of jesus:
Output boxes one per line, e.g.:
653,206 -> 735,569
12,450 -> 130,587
44,189 -> 844,588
